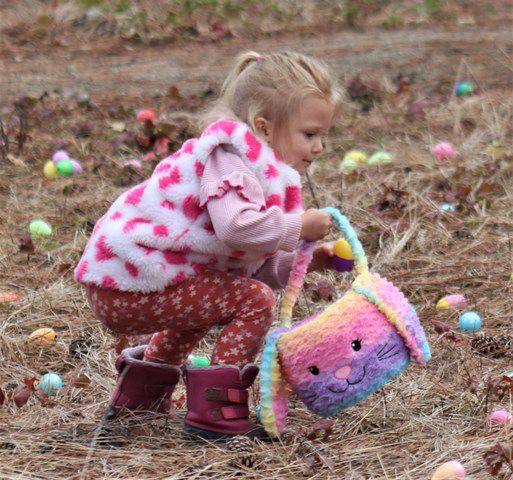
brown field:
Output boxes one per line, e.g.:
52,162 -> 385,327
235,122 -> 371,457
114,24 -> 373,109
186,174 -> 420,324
1,1 -> 512,479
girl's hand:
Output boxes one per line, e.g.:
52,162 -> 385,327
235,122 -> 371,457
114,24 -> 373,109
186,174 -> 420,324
307,241 -> 336,273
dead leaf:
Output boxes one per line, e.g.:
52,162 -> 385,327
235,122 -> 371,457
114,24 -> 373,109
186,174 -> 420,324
13,384 -> 33,408
72,373 -> 92,389
19,233 -> 35,254
112,334 -> 129,355
0,388 -> 4,407
432,320 -> 451,334
6,153 -> 26,167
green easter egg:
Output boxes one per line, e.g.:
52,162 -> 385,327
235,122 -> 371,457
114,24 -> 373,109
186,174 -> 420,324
43,161 -> 59,179
456,81 -> 474,97
29,219 -> 53,238
368,150 -> 393,165
56,158 -> 74,177
339,158 -> 359,172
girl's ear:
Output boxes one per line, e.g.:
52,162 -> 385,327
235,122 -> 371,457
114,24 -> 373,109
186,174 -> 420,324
258,330 -> 289,437
254,117 -> 273,143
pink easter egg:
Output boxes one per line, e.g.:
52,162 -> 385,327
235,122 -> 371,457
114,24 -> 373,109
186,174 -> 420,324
123,159 -> 142,170
431,461 -> 466,480
52,150 -> 69,164
70,159 -> 83,174
433,142 -> 457,161
488,409 -> 513,425
136,109 -> 156,123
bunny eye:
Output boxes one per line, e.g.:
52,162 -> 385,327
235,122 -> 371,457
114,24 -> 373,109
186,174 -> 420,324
308,366 -> 320,375
351,339 -> 362,351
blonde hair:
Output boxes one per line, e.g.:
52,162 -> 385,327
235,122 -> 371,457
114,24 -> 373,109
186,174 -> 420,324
200,51 -> 343,133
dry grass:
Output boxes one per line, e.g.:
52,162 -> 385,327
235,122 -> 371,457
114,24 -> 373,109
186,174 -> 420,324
1,15 -> 513,480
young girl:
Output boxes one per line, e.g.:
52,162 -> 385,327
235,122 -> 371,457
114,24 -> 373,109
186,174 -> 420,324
75,50 -> 345,440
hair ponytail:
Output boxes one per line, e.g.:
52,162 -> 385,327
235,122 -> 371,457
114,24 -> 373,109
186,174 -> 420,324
220,51 -> 262,96
200,50 -> 343,132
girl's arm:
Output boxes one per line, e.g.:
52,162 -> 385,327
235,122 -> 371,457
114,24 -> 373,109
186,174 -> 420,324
200,146 -> 302,255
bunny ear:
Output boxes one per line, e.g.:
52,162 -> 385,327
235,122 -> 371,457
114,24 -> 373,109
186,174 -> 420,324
258,328 -> 290,437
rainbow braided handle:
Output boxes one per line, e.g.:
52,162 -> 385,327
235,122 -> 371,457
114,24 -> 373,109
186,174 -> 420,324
278,207 -> 368,328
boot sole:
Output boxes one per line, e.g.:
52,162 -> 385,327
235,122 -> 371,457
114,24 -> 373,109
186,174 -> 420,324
183,423 -> 271,442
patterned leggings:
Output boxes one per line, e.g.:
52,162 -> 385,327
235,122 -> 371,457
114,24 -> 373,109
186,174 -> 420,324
85,270 -> 276,367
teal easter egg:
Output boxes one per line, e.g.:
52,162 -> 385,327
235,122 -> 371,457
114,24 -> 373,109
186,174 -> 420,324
459,311 -> 482,331
456,81 -> 474,97
368,150 -> 392,165
39,373 -> 63,396
56,158 -> 74,177
29,219 -> 52,238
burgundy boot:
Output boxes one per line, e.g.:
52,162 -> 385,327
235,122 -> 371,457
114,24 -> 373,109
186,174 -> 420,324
183,364 -> 267,441
104,345 -> 181,420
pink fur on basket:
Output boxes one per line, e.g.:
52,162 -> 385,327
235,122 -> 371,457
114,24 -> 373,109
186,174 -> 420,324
258,207 -> 431,437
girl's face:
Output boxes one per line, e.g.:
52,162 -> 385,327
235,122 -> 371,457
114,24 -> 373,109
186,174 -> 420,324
258,95 -> 336,175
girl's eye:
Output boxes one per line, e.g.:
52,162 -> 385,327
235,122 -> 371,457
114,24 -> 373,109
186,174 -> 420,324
308,365 -> 320,375
351,339 -> 362,351
304,132 -> 315,139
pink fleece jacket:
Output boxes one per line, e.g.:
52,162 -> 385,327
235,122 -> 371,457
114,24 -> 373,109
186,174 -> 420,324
203,146 -> 300,289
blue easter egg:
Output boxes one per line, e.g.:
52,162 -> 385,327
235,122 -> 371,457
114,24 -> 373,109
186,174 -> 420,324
459,311 -> 482,331
39,373 -> 63,396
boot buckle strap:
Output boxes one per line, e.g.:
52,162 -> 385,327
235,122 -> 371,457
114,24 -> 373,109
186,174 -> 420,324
205,387 -> 248,403
219,405 -> 249,420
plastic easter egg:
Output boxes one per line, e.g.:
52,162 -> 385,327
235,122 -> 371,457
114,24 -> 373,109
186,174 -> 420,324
187,355 -> 211,367
28,328 -> 56,347
433,142 -> 457,161
136,109 -> 156,123
368,150 -> 392,166
123,159 -> 143,170
29,219 -> 52,238
39,373 -> 63,396
439,203 -> 456,213
332,238 -> 355,272
43,161 -> 59,179
52,150 -> 69,164
455,81 -> 474,97
339,158 -> 359,172
343,149 -> 368,164
70,159 -> 83,174
459,311 -> 482,331
431,461 -> 466,480
488,409 -> 513,425
56,158 -> 74,177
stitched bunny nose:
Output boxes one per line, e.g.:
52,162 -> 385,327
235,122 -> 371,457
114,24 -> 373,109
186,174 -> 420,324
334,365 -> 352,380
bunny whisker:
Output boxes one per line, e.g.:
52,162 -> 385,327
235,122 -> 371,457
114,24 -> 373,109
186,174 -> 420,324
375,343 -> 390,357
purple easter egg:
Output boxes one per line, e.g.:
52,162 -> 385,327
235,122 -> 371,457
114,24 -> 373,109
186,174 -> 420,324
332,255 -> 355,272
52,150 -> 69,164
70,159 -> 83,174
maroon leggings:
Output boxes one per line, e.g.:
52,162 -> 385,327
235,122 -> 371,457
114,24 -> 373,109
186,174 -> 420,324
85,270 -> 276,367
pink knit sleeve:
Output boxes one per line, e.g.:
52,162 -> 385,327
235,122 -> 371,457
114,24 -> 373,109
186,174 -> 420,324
252,250 -> 296,290
200,146 -> 302,254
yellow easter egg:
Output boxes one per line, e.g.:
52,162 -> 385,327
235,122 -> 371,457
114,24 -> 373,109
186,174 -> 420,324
436,298 -> 450,309
344,149 -> 368,164
431,461 -> 466,480
333,239 -> 353,260
29,328 -> 56,347
43,161 -> 59,179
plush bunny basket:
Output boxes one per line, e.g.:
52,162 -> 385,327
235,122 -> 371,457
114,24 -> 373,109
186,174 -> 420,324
259,207 -> 431,437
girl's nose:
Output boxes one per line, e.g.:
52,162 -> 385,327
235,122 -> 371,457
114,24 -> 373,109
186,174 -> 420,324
312,138 -> 323,154
334,365 -> 352,380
